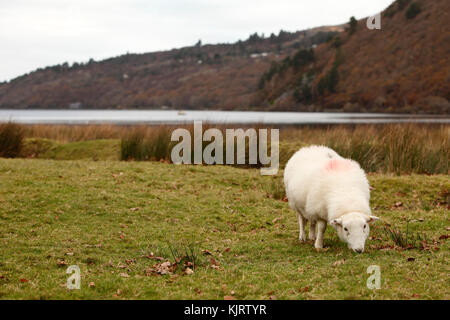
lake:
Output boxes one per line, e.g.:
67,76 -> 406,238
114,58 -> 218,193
0,109 -> 448,125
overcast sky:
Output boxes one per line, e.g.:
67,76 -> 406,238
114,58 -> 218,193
0,0 -> 393,82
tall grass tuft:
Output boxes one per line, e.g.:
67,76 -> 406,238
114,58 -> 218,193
167,242 -> 199,270
120,126 -> 173,161
120,128 -> 146,161
383,221 -> 425,249
263,176 -> 286,200
0,122 -> 25,158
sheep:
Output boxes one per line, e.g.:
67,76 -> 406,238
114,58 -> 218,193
283,145 -> 379,253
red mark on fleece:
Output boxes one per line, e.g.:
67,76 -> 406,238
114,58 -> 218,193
324,159 -> 357,172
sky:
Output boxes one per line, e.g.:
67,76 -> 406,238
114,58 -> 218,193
0,0 -> 393,82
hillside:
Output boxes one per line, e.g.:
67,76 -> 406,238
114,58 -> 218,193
0,0 -> 449,113
0,27 -> 340,110
256,0 -> 450,113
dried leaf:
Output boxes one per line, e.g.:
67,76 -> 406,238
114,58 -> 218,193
150,261 -> 173,275
210,258 -> 219,266
333,259 -> 345,266
272,217 -> 282,224
194,288 -> 202,294
57,260 -> 67,266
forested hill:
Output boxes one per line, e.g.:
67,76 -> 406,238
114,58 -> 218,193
0,26 -> 341,110
255,0 -> 450,113
1,0 -> 449,113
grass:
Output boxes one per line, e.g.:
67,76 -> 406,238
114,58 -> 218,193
383,222 -> 426,249
20,138 -> 120,161
11,123 -> 450,174
0,159 -> 448,300
120,126 -> 172,161
0,122 -> 24,158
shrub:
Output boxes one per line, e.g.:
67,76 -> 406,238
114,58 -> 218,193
147,127 -> 172,161
406,2 -> 421,19
291,49 -> 314,69
348,16 -> 358,35
331,36 -> 342,48
120,126 -> 173,161
120,129 -> 146,161
0,122 -> 25,158
317,64 -> 339,95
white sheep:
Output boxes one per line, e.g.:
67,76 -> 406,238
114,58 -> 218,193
283,145 -> 379,253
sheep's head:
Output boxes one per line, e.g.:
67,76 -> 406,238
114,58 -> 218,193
330,212 -> 379,253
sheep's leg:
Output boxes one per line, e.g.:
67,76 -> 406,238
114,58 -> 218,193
309,220 -> 317,241
297,214 -> 307,242
314,220 -> 327,249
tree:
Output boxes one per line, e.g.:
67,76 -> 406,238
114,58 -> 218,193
348,16 -> 358,35
406,2 -> 421,19
332,36 -> 342,48
248,32 -> 262,43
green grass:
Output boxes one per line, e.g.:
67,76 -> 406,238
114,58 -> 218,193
21,138 -> 120,161
0,158 -> 448,300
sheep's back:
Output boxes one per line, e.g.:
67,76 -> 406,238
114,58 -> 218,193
284,145 -> 341,214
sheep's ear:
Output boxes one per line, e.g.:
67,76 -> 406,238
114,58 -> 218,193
367,215 -> 379,224
330,218 -> 342,227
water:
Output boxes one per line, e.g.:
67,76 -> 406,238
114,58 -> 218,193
0,109 -> 448,125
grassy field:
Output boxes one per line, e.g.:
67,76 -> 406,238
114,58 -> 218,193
0,158 -> 448,300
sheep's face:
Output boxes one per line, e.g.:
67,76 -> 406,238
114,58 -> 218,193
330,213 -> 379,253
